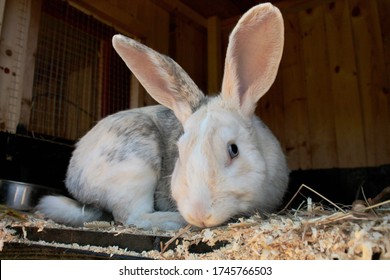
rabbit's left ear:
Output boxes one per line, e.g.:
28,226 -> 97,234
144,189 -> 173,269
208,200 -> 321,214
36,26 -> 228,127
112,35 -> 204,124
221,3 -> 284,117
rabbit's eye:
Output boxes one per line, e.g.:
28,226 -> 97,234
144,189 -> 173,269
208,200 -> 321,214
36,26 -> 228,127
228,143 -> 239,159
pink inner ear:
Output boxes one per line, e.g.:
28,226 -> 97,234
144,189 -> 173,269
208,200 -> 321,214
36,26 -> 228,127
221,4 -> 284,116
112,35 -> 199,124
236,19 -> 280,98
112,35 -> 175,107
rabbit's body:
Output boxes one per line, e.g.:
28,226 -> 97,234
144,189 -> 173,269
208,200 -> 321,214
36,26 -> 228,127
37,3 -> 289,230
39,106 -> 187,229
66,106 -> 182,214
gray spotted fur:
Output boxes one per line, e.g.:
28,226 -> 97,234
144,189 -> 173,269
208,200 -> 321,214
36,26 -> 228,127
65,105 -> 187,212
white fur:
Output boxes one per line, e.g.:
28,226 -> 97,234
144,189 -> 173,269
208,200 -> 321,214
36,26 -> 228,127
171,100 -> 288,227
36,196 -> 103,226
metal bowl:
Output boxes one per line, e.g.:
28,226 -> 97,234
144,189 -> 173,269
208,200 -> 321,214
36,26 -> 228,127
0,179 -> 62,211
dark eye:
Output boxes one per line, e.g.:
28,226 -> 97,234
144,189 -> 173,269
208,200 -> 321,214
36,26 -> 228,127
228,143 -> 239,159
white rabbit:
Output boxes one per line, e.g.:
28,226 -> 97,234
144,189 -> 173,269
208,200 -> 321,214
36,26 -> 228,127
36,3 -> 289,230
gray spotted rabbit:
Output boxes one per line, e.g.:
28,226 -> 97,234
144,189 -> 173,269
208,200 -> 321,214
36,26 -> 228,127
37,3 -> 289,230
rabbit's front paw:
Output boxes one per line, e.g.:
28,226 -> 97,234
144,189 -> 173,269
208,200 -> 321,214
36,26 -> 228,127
127,211 -> 187,231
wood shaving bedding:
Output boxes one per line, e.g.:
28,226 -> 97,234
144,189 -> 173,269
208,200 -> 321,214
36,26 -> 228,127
1,192 -> 389,260
1,211 -> 389,260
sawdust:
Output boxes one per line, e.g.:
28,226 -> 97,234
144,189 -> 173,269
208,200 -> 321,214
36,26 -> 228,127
1,189 -> 389,260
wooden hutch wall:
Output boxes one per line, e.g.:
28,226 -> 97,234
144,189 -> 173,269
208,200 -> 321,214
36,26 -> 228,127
72,0 -> 390,171
1,0 -> 389,171
280,0 -> 389,170
224,0 -> 390,170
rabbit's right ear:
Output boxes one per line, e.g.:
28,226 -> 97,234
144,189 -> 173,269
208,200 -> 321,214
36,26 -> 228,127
113,35 -> 204,124
221,3 -> 284,118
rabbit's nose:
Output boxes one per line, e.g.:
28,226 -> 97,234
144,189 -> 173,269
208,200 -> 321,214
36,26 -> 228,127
187,215 -> 210,228
198,221 -> 206,228
184,203 -> 212,228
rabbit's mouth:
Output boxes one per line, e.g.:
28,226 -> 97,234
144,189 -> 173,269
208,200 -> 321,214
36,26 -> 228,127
177,201 -> 237,228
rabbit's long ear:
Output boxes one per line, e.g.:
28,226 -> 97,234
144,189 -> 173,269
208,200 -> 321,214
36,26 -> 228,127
221,3 -> 284,117
113,35 -> 204,124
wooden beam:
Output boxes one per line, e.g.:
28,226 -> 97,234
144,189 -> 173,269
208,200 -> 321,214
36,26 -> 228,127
262,0 -> 336,14
349,0 -> 390,166
324,0 -> 366,167
299,4 -> 338,168
0,0 -> 6,38
151,0 -> 207,27
207,16 -> 222,95
0,0 -> 31,132
68,0 -> 147,39
19,0 -> 42,131
130,73 -> 144,109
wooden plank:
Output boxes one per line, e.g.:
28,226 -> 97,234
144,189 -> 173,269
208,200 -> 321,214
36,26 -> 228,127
0,0 -> 28,133
280,13 -> 312,170
11,226 -> 169,253
137,0 -> 170,106
4,226 -> 225,259
0,0 -> 6,38
1,243 -> 148,260
324,0 -> 366,168
175,16 -> 207,92
377,0 -> 390,84
18,0 -> 42,132
150,0 -> 207,27
221,17 -> 237,68
257,71 -> 286,154
130,74 -> 142,109
116,0 -> 172,53
276,0 -> 335,14
349,0 -> 390,166
299,4 -> 338,169
207,16 -> 221,93
376,0 -> 390,152
207,16 -> 222,94
68,0 -> 147,39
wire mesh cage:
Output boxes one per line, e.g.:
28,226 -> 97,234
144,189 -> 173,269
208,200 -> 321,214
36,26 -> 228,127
29,0 -> 131,141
